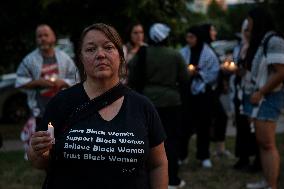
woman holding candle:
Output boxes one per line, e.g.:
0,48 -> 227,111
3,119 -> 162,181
28,23 -> 168,189
179,25 -> 220,168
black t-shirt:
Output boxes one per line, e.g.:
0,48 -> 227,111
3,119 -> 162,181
38,83 -> 166,189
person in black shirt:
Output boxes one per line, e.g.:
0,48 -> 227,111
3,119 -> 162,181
28,23 -> 168,189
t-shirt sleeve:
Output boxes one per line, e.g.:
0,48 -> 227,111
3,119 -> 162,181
266,36 -> 284,65
145,101 -> 166,148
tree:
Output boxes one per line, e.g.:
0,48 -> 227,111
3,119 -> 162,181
206,0 -> 232,39
207,0 -> 226,19
0,0 -> 196,73
0,0 -> 42,74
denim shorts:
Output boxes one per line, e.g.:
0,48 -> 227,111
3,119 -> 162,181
242,90 -> 284,121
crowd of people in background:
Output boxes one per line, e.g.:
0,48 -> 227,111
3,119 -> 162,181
13,5 -> 284,189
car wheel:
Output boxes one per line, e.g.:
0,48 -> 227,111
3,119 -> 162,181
2,93 -> 30,123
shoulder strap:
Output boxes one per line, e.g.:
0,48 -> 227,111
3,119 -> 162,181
66,83 -> 129,130
46,83 -> 129,187
263,32 -> 284,57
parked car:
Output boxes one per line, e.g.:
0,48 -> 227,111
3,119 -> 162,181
0,73 -> 29,123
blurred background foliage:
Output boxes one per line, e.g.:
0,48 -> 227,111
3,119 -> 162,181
0,0 -> 283,74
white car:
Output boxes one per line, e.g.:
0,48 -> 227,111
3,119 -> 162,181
0,73 -> 29,123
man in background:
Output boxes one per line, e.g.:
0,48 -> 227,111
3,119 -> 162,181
15,24 -> 77,159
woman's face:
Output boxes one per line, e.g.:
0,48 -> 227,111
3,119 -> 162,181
186,32 -> 197,47
81,29 -> 120,80
130,25 -> 144,46
210,26 -> 217,41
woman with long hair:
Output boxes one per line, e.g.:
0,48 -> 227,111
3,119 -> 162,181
244,7 -> 284,189
123,21 -> 147,63
28,23 -> 168,189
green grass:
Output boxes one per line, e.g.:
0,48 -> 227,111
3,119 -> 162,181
0,133 -> 283,188
179,135 -> 284,189
0,123 -> 23,140
0,151 -> 45,189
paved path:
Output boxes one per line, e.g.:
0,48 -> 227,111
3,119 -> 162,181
1,115 -> 283,152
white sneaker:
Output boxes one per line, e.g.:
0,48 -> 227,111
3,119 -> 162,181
168,180 -> 186,189
202,159 -> 212,168
246,179 -> 269,189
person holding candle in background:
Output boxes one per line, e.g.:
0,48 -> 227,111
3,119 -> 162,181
15,24 -> 77,159
28,23 -> 168,189
15,24 -> 77,122
179,25 -> 219,168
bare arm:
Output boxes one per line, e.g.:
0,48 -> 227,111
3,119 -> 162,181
148,142 -> 168,189
251,64 -> 284,104
21,79 -> 55,89
28,131 -> 53,169
22,78 -> 70,90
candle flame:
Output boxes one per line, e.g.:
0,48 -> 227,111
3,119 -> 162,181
49,76 -> 56,82
188,64 -> 195,71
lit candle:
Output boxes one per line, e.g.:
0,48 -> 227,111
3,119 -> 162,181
228,61 -> 237,71
188,64 -> 195,71
223,61 -> 229,69
48,122 -> 55,144
49,75 -> 57,82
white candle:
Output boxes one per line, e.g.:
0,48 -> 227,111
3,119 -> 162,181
48,122 -> 55,144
